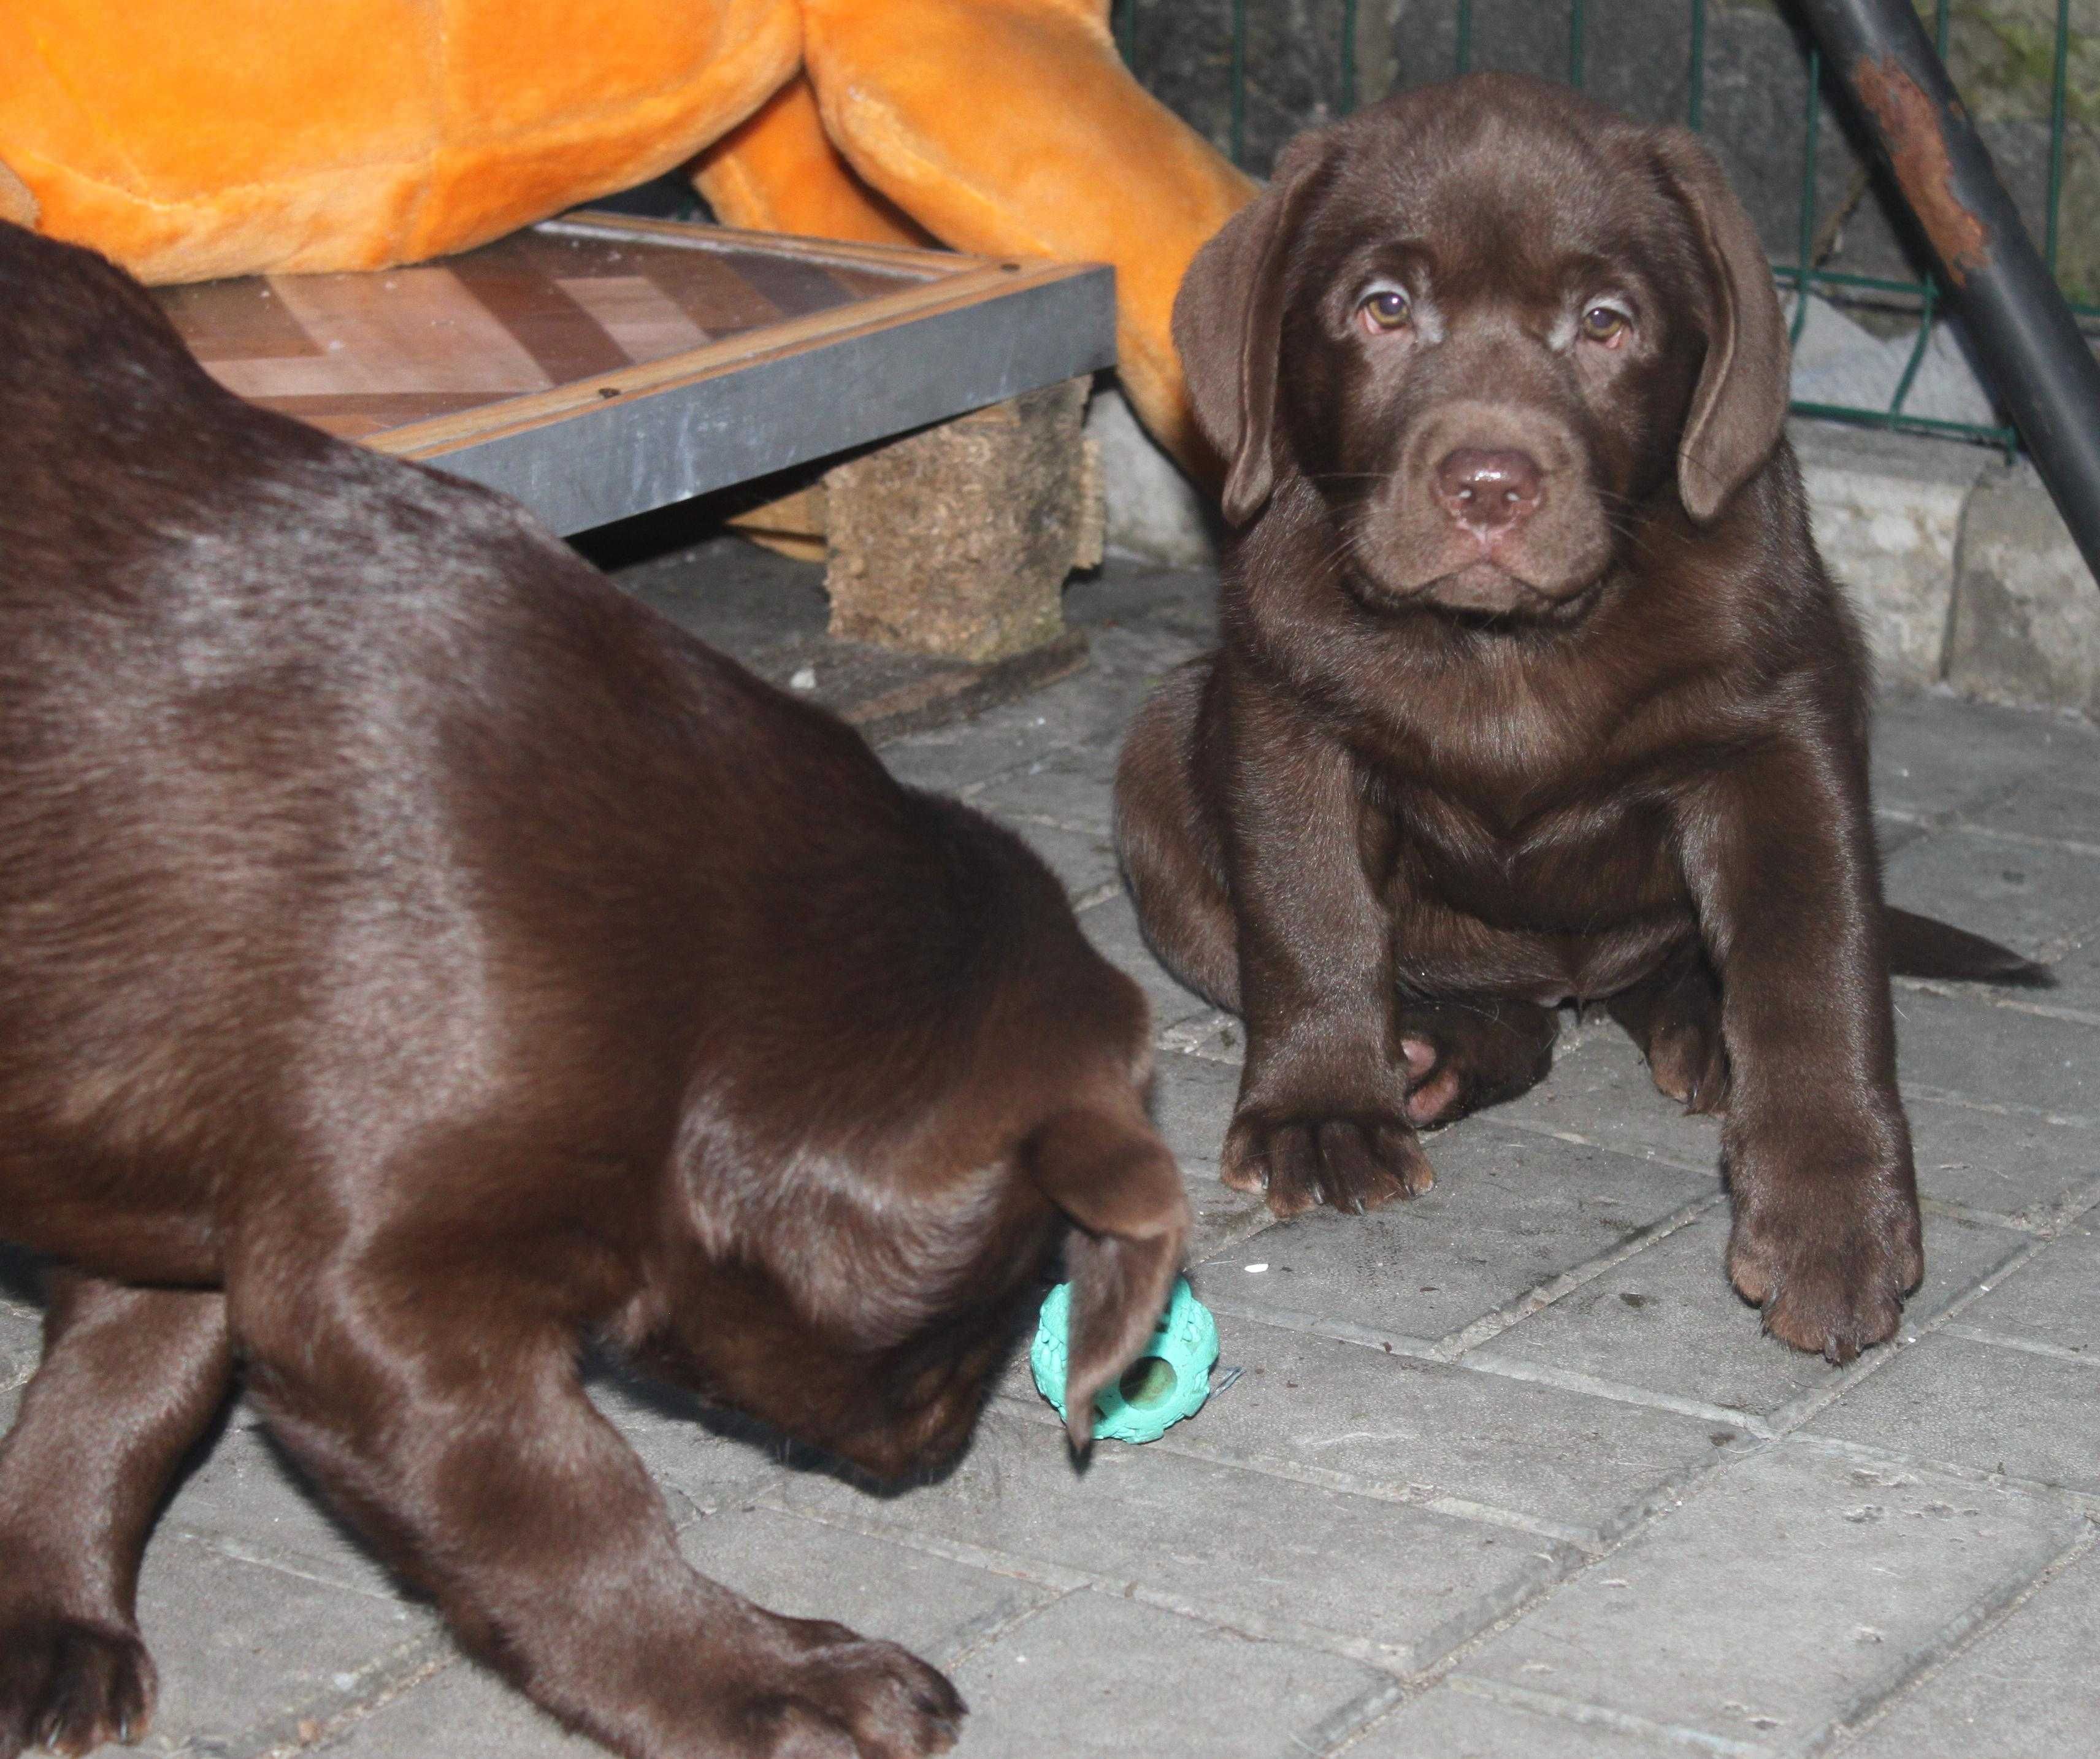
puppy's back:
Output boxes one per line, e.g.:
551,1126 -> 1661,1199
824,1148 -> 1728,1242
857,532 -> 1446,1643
0,224 -> 1148,1274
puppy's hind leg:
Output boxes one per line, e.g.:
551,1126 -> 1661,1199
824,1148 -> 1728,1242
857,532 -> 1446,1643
0,1274 -> 232,1759
1395,998 -> 1560,1128
1113,659 -> 1241,1012
1606,955 -> 1731,1114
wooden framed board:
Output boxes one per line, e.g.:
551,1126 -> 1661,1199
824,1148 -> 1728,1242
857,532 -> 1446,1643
153,215 -> 1117,537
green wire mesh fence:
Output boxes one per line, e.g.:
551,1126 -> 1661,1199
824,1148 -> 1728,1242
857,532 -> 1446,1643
1111,0 -> 2098,452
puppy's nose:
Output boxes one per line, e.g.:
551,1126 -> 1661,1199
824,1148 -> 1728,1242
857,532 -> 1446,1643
1435,448 -> 1542,535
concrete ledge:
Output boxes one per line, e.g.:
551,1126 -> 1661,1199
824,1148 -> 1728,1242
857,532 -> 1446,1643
1790,419 -> 1982,691
1949,461 -> 2100,718
1089,383 -> 2098,715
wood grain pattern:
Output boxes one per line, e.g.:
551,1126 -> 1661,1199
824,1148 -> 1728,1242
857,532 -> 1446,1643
151,216 -> 991,449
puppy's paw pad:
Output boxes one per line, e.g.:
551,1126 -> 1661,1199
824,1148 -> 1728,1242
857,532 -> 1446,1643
1726,1214 -> 1920,1364
1224,1109 -> 1433,1216
1646,1024 -> 1729,1114
1400,1052 -> 1463,1127
1760,1277 -> 1905,1365
742,1636 -> 964,1758
0,1614 -> 155,1758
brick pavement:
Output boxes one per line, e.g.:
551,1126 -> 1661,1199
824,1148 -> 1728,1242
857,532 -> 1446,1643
3,547 -> 2095,1758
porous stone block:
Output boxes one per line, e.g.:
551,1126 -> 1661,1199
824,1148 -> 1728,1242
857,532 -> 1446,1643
1947,459 -> 2100,717
824,376 -> 1101,663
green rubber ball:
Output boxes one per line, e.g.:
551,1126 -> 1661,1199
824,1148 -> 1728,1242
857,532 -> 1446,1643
1032,1275 -> 1219,1444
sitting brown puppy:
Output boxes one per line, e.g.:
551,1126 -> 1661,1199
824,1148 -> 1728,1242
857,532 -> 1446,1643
1116,74 -> 2041,1367
0,220 -> 1188,1759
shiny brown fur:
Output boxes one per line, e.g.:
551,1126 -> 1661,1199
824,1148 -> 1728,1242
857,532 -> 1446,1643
0,220 -> 1188,1759
1116,74 -> 2043,1367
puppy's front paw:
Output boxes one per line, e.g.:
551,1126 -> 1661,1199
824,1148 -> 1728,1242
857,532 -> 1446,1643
734,1628 -> 964,1758
0,1611 -> 155,1759
1223,1106 -> 1434,1216
1725,1165 -> 1923,1363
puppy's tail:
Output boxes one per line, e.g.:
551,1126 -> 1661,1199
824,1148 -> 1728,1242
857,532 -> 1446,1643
1886,906 -> 2054,987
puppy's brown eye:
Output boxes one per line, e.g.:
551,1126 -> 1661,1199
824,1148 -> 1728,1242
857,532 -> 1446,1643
1581,304 -> 1630,343
1359,288 -> 1412,332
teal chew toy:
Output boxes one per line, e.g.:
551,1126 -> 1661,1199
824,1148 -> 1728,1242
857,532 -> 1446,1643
1032,1276 -> 1219,1443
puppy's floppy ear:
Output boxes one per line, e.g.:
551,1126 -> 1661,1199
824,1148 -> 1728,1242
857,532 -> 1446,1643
1028,1103 -> 1190,1451
1173,135 -> 1329,526
1650,128 -> 1790,523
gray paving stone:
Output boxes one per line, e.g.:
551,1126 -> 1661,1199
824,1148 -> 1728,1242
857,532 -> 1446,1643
1159,1323 -> 1738,1546
0,1293 -> 39,1397
1963,757 -> 2100,848
878,681 -> 1132,799
1196,1122 -> 1713,1349
1157,1008 -> 1243,1063
987,811 -> 1122,903
1891,986 -> 2100,1118
1066,565 -> 1219,647
772,1405 -> 1544,1672
680,1503 -> 1052,1666
875,608 -> 1203,800
1955,1217 -> 2100,1357
882,711 -> 1087,798
1806,1332 -> 2100,1494
1492,1016 -> 1727,1175
1485,1206 -> 2031,1420
1146,1049 -> 1271,1257
1882,828 -> 2100,971
586,1370 -> 799,1514
1077,891 -> 1215,1038
0,1243 -> 42,1408
1840,1539 -> 2100,1759
1869,691 -> 2090,820
943,1585 -> 1378,1759
966,741 -> 1119,834
2018,937 -> 2100,1019
1463,1439 -> 2086,1750
1348,1680 -> 1694,1758
308,1660 -> 597,1759
1904,1093 -> 2100,1221
134,1530 -> 432,1755
1874,808 -> 1933,862
159,1414 -> 405,1603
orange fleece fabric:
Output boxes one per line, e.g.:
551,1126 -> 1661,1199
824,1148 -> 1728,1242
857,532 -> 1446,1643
800,0 -> 1255,478
0,0 -> 800,283
694,74 -> 933,248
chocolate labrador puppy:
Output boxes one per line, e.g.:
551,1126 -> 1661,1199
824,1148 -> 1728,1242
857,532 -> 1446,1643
0,220 -> 1189,1759
1116,74 -> 2042,1366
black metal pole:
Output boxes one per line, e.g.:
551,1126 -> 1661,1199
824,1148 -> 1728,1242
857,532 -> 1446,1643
1792,0 -> 2100,585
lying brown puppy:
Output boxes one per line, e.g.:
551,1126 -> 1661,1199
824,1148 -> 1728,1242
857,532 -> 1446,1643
0,220 -> 1187,1759
1116,74 -> 2041,1366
